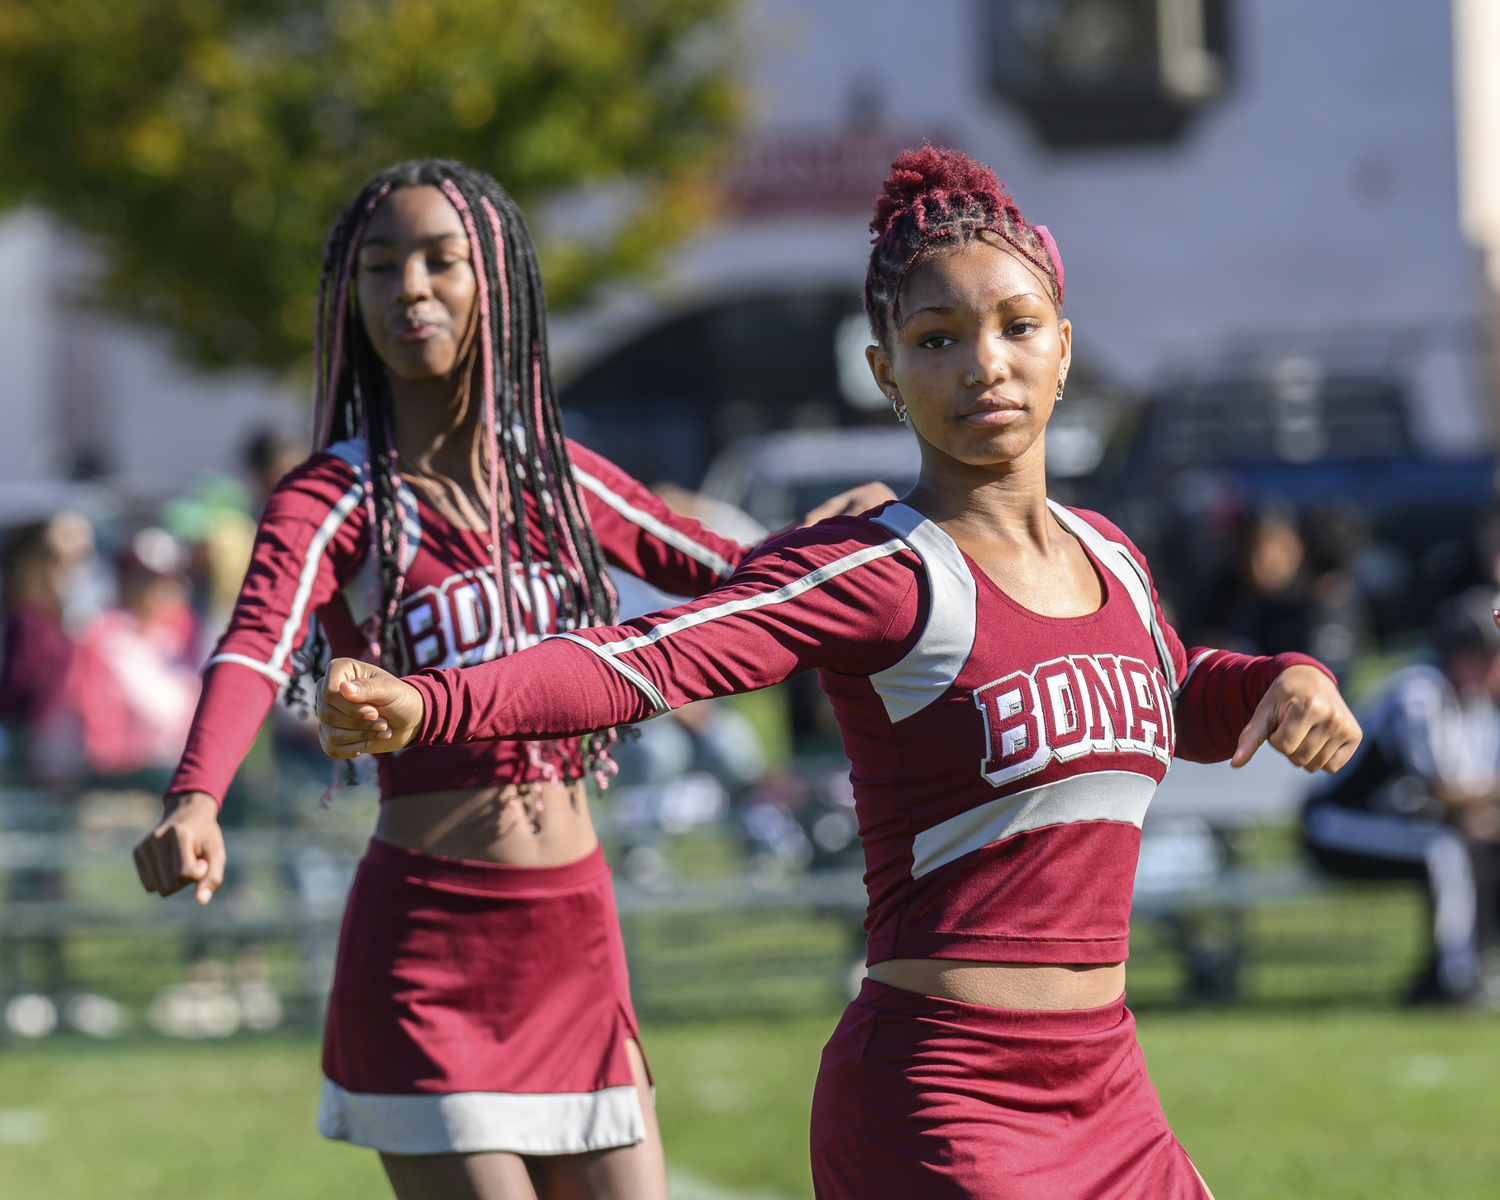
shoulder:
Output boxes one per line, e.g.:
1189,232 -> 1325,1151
1058,504 -> 1137,550
273,439 -> 365,489
1054,503 -> 1154,570
320,437 -> 370,476
565,439 -> 636,495
739,508 -> 921,583
260,441 -> 366,522
282,441 -> 365,489
565,440 -> 657,514
565,437 -> 609,477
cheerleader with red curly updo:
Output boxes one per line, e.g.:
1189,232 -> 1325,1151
315,146 -> 1363,1198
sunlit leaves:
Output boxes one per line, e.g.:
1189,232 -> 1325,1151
0,0 -> 736,368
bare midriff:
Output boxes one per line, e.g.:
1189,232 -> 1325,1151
374,782 -> 599,865
376,790 -> 1123,1009
866,958 -> 1126,1011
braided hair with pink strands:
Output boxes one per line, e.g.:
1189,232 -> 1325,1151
864,143 -> 1064,348
306,159 -> 619,781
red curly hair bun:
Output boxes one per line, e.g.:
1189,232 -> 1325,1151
864,143 -> 1062,343
870,144 -> 1019,239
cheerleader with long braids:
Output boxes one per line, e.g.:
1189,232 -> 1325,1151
317,147 -> 1366,1198
131,159 -> 887,1200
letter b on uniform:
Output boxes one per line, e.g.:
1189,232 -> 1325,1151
976,670 -> 1049,786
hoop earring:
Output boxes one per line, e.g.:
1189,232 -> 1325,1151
1055,379 -> 1065,402
891,396 -> 908,424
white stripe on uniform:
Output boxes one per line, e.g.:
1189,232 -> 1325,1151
552,632 -> 671,716
203,652 -> 291,687
1046,501 -> 1179,695
910,770 -> 1156,878
268,480 -> 365,673
580,540 -> 906,662
572,466 -> 734,580
868,504 -> 978,724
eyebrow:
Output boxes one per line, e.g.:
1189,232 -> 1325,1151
899,292 -> 1046,328
360,232 -> 469,249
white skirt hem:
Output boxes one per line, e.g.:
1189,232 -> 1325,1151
317,1076 -> 647,1155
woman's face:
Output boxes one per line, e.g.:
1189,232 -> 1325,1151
868,237 -> 1070,473
355,185 -> 477,381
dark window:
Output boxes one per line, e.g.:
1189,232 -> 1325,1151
982,0 -> 1233,148
559,291 -> 878,488
1147,376 -> 1411,467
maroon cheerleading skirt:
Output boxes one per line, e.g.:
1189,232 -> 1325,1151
810,979 -> 1210,1199
318,839 -> 647,1156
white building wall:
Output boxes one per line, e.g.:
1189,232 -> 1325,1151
561,0 -> 1490,453
0,210 -> 62,482
82,320 -> 304,499
0,210 -> 304,502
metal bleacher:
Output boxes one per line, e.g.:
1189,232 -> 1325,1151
0,748 -> 1426,1041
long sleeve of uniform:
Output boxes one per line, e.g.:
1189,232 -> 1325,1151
1080,510 -> 1335,764
168,454 -> 370,803
409,520 -> 922,747
1171,647 -> 1333,762
569,441 -> 753,597
170,662 -> 278,801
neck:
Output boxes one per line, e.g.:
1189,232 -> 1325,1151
387,367 -> 483,487
904,433 -> 1056,548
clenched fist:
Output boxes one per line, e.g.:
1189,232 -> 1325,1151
1231,664 -> 1362,773
318,658 -> 426,758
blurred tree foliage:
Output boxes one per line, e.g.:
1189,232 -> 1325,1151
0,0 -> 737,368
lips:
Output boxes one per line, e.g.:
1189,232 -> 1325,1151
393,321 -> 441,342
959,399 -> 1025,426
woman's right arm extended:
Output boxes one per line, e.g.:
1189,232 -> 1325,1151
134,455 -> 369,903
320,521 -> 921,756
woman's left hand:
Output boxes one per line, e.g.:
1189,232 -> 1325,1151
1230,664 -> 1362,773
318,657 -> 425,758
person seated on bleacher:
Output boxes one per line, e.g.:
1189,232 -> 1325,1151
1303,587 -> 1500,1005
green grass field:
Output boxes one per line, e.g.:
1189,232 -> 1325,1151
2,812 -> 1488,1197
2,1007 -> 1498,1200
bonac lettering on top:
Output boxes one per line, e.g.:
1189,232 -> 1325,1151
973,654 -> 1175,788
400,562 -> 585,669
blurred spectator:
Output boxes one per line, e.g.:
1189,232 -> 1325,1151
48,510 -> 113,631
1215,506 -> 1311,655
242,428 -> 307,513
37,528 -> 201,786
0,520 -> 79,992
0,521 -> 76,765
1300,504 -> 1377,681
738,772 -> 816,878
161,474 -> 258,654
1302,587 -> 1500,1005
610,698 -> 768,887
